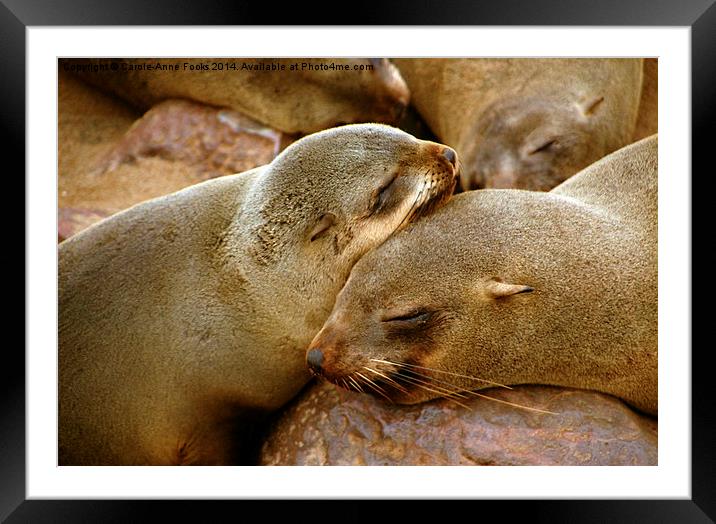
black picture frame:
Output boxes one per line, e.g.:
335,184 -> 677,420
5,1 -> 711,521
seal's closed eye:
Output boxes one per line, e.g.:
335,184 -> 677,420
381,308 -> 431,324
369,172 -> 399,214
528,138 -> 558,156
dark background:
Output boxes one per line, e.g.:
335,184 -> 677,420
3,0 -> 711,521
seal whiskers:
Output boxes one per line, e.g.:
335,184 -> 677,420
372,358 -> 558,415
386,370 -> 473,406
363,366 -> 410,395
348,376 -> 365,393
391,374 -> 472,410
371,358 -> 512,389
354,371 -> 394,403
466,390 -> 558,415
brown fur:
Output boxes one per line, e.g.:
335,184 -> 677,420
633,58 -> 658,141
392,58 -> 644,191
309,135 -> 657,415
63,58 -> 409,134
58,124 -> 458,464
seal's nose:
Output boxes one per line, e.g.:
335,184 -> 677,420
306,348 -> 324,373
442,147 -> 457,168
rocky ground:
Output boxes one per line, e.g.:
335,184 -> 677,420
259,381 -> 657,466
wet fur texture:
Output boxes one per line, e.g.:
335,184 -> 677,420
311,135 -> 657,415
58,124 -> 457,464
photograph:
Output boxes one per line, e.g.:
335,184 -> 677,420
8,8 -> 708,520
57,57 -> 658,467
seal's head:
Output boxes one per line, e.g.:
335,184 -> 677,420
288,58 -> 410,132
304,195 -> 536,404
239,123 -> 459,324
460,94 -> 609,191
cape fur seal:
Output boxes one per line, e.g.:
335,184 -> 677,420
59,124 -> 459,465
392,58 -> 644,191
63,58 -> 410,135
307,135 -> 657,415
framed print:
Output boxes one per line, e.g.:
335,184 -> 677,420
6,0 -> 711,521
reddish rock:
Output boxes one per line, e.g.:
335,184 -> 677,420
97,99 -> 290,181
58,208 -> 111,243
259,381 -> 657,466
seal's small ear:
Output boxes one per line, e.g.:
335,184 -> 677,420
309,213 -> 336,242
485,278 -> 534,299
578,95 -> 605,117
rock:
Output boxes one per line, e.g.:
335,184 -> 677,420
58,208 -> 111,243
95,98 -> 290,185
259,381 -> 657,466
59,74 -> 292,240
62,58 -> 410,134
